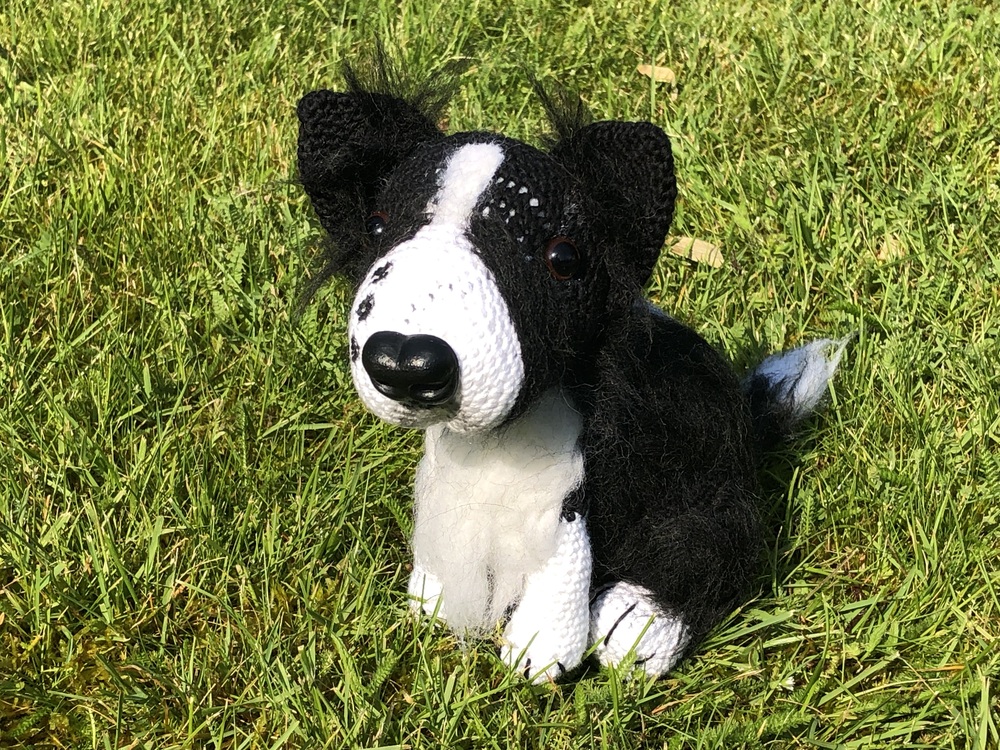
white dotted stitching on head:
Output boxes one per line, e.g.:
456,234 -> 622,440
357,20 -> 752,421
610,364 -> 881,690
482,207 -> 490,217
518,186 -> 528,194
529,198 -> 539,207
506,180 -> 515,188
509,209 -> 516,217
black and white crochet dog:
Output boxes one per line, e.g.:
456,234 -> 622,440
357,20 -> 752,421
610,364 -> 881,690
296,70 -> 845,682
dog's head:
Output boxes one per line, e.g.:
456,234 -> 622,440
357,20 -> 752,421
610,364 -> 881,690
298,83 -> 676,433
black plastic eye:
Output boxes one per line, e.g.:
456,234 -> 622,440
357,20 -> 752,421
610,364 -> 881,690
365,211 -> 388,238
544,236 -> 581,280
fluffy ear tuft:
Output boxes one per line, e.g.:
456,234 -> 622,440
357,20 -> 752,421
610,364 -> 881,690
550,121 -> 677,290
531,78 -> 594,144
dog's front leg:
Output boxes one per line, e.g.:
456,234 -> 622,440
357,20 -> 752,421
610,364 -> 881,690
501,513 -> 592,683
407,563 -> 445,620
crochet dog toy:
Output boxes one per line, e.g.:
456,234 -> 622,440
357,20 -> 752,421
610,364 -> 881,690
296,69 -> 845,682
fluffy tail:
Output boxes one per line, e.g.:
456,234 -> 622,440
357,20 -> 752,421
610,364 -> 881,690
742,336 -> 851,451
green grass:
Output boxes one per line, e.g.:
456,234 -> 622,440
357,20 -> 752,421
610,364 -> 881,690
2,0 -> 999,746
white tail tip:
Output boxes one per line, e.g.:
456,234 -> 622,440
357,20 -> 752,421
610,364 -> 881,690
750,335 -> 852,423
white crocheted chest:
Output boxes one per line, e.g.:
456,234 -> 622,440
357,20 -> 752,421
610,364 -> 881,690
410,390 -> 584,631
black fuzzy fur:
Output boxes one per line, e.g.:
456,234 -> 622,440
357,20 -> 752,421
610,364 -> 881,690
575,312 -> 758,650
297,63 -> 813,668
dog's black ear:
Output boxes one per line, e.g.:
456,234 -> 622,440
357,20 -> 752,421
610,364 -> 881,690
296,45 -> 464,295
550,121 -> 676,290
296,85 -> 444,282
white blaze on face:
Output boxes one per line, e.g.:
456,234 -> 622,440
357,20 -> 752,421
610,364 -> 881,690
427,142 -> 504,223
348,142 -> 526,433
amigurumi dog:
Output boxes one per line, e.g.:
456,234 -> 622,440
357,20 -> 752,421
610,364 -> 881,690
296,67 -> 846,682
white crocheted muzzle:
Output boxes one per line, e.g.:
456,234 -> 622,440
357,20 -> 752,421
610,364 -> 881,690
347,143 -> 526,433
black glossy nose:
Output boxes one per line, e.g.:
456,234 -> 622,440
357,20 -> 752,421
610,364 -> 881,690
361,332 -> 460,407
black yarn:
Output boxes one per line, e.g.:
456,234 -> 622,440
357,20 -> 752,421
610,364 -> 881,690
573,312 -> 759,651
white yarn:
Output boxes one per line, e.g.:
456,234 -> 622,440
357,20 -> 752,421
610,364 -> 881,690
589,581 -> 689,678
349,225 -> 525,432
411,390 -> 584,634
501,515 -> 593,683
407,564 -> 445,619
749,336 -> 851,422
426,142 -> 505,225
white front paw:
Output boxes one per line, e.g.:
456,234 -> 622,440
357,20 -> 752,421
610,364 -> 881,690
407,566 -> 446,620
499,516 -> 592,683
501,614 -> 587,683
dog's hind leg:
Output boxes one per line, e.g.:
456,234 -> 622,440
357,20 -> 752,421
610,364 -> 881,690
589,581 -> 689,678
